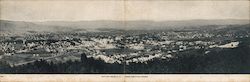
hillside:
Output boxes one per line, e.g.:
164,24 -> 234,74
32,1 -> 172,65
0,19 -> 249,33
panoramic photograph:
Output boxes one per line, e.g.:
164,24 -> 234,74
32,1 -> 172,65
0,1 -> 249,74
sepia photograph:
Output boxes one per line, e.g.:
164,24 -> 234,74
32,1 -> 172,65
0,0 -> 250,81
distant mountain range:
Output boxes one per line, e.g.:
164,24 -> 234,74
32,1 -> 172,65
0,19 -> 249,32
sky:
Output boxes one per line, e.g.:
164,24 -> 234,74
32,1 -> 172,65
0,0 -> 249,21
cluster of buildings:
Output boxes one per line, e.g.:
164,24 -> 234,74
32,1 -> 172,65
0,30 -> 243,66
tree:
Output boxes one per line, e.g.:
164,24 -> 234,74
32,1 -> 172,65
81,53 -> 88,64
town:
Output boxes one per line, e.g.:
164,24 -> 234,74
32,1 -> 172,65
0,24 -> 248,67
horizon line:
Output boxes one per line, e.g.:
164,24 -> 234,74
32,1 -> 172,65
1,18 -> 250,22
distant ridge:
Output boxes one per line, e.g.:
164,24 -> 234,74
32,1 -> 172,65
1,19 -> 249,32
